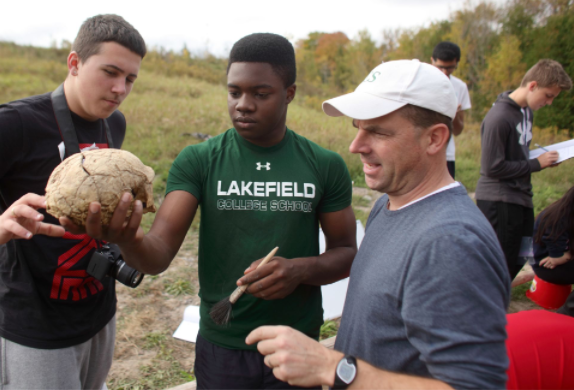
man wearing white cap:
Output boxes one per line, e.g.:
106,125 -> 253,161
246,60 -> 510,389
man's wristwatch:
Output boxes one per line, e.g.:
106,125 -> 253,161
332,355 -> 357,389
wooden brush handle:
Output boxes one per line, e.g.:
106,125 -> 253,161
229,246 -> 279,304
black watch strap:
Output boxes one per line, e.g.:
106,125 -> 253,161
332,355 -> 357,389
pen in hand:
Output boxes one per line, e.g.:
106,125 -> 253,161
535,143 -> 561,167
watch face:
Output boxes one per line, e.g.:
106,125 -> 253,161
337,358 -> 357,384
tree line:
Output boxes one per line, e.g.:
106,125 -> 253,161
293,0 -> 574,131
2,0 -> 572,131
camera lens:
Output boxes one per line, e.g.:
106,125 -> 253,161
113,259 -> 145,288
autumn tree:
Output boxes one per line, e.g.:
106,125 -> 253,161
290,0 -> 572,125
479,35 -> 527,113
522,9 -> 574,131
388,20 -> 451,62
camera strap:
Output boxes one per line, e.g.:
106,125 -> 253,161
51,83 -> 114,159
51,83 -> 115,250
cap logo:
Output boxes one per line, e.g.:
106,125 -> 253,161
365,71 -> 380,83
322,60 -> 458,120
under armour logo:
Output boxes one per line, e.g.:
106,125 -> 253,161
516,121 -> 532,146
256,162 -> 271,171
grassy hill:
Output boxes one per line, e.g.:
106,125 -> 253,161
2,41 -> 573,389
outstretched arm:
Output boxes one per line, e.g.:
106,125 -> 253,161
236,205 -> 357,300
0,193 -> 64,245
246,326 -> 453,390
118,190 -> 199,274
61,190 -> 198,275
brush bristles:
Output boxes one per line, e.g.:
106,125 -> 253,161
210,297 -> 233,326
209,247 -> 278,326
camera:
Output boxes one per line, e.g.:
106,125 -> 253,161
87,243 -> 144,288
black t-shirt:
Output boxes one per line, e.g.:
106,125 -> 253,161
0,92 -> 125,349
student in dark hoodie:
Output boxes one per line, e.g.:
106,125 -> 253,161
476,59 -> 572,280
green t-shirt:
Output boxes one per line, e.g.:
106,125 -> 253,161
166,128 -> 352,349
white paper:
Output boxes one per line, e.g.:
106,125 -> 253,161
321,278 -> 350,320
173,220 -> 367,342
172,305 -> 200,343
320,220 -> 365,320
529,138 -> 574,163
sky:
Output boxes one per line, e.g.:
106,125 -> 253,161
1,0 -> 506,57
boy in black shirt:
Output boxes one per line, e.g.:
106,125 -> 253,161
0,14 -> 145,389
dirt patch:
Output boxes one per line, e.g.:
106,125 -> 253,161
108,232 -> 200,389
508,299 -> 543,313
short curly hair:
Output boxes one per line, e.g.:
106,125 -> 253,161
227,33 -> 296,87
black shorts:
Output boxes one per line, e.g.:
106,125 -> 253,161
194,333 -> 321,390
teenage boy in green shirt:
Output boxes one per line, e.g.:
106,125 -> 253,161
65,32 -> 357,389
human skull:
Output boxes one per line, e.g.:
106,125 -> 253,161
46,149 -> 156,226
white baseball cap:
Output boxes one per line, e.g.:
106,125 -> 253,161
322,59 -> 458,120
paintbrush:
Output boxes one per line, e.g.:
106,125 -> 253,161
209,246 -> 279,326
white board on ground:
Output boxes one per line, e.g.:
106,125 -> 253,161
173,220 -> 366,343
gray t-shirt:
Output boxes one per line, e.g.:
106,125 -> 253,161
335,185 -> 510,389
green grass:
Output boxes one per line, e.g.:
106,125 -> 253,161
352,194 -> 372,208
5,43 -> 573,213
108,345 -> 195,390
511,282 -> 532,303
320,319 -> 339,340
352,207 -> 369,226
143,332 -> 167,349
164,279 -> 194,296
2,41 -> 574,212
351,193 -> 373,225
4,41 -> 574,389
